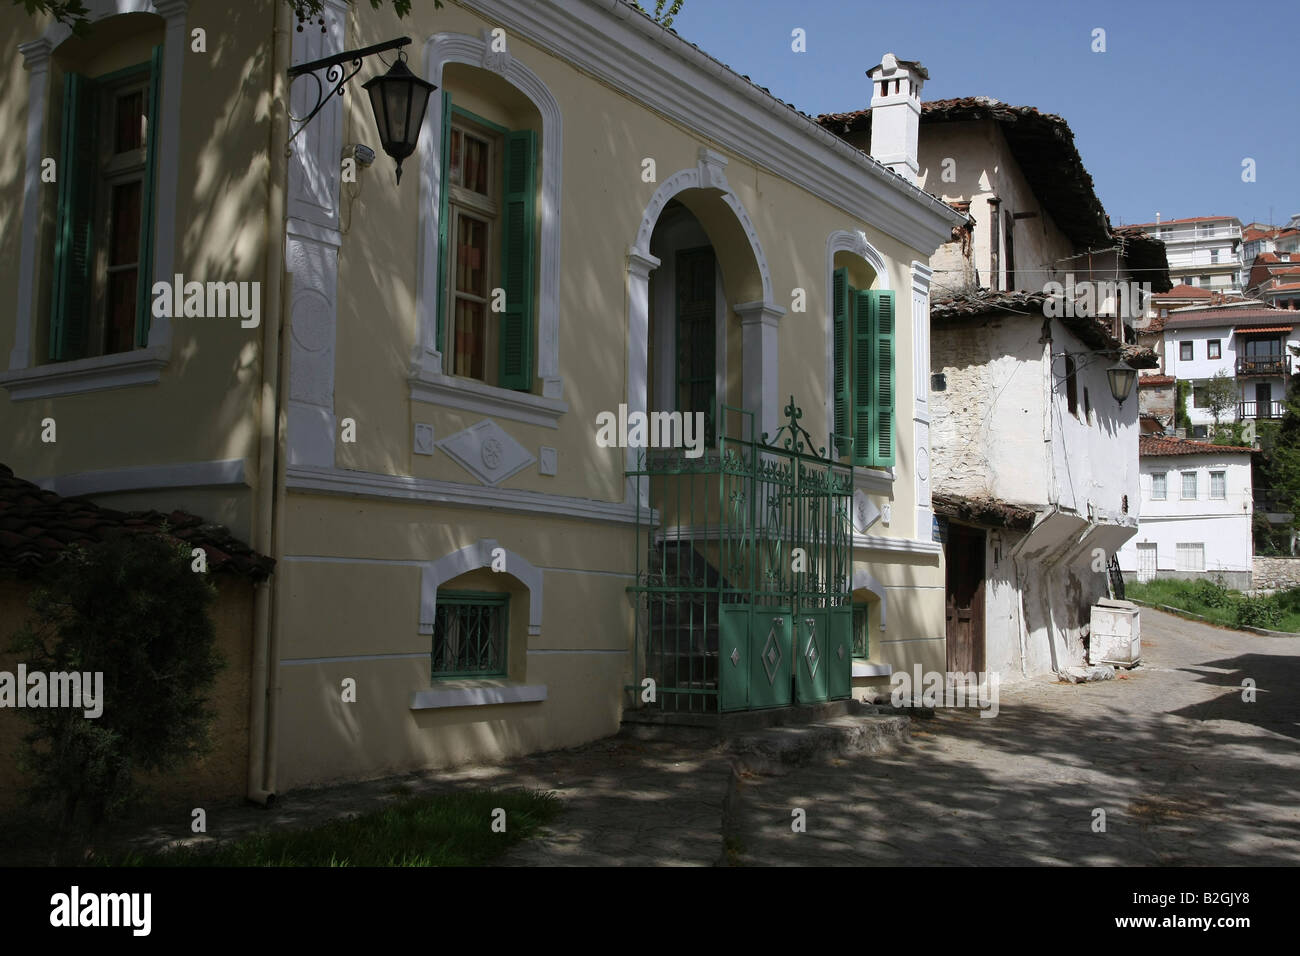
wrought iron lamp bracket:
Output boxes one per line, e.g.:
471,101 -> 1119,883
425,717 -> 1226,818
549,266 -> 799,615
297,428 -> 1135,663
285,36 -> 412,151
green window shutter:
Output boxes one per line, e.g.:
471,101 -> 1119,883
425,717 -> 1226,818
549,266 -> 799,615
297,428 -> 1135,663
50,72 -> 98,362
435,90 -> 452,355
852,289 -> 873,467
869,289 -> 896,467
832,267 -> 851,458
134,45 -> 163,348
497,128 -> 536,391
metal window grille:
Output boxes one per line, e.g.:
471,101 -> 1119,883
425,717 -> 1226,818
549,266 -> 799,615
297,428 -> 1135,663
432,591 -> 508,678
852,604 -> 869,659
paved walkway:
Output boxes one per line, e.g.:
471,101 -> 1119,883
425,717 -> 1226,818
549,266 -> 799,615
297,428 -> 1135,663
730,609 -> 1300,865
11,608 -> 1294,866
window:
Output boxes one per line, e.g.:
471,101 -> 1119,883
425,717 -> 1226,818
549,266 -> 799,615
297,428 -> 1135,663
1180,341 -> 1193,361
1151,472 -> 1167,500
852,604 -> 869,659
1211,249 -> 1220,264
1175,542 -> 1205,572
1200,274 -> 1212,286
430,591 -> 508,678
1160,227 -> 1172,238
437,96 -> 537,391
50,49 -> 162,361
1199,224 -> 1214,238
1182,471 -> 1198,499
1210,471 -> 1226,499
832,267 -> 895,467
676,246 -> 717,442
1208,339 -> 1221,359
1192,385 -> 1208,408
1064,355 -> 1078,415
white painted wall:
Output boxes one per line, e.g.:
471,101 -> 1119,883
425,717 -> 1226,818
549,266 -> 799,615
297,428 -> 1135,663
1164,322 -> 1298,425
1117,452 -> 1253,576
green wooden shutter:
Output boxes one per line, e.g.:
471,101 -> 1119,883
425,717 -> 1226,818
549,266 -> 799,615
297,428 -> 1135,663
50,72 -> 98,362
135,45 -> 163,348
869,289 -> 896,467
852,289 -> 873,467
832,267 -> 851,458
498,128 -> 536,391
435,90 -> 452,355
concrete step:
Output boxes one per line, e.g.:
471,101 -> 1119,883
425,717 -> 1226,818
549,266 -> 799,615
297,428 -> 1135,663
724,711 -> 911,774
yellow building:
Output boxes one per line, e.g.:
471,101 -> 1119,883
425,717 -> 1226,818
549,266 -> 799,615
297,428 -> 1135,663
0,0 -> 963,800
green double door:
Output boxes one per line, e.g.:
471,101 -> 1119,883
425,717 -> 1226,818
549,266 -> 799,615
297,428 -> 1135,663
719,604 -> 851,712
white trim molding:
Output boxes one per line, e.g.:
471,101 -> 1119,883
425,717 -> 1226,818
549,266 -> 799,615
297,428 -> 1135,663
420,538 -> 544,636
825,229 -> 891,447
409,371 -> 567,428
416,31 -> 564,399
10,0 -> 187,374
852,533 -> 942,555
0,346 -> 167,400
459,0 -> 963,253
35,458 -> 248,497
410,683 -> 547,710
286,463 -> 646,526
852,567 -> 888,630
911,260 -> 934,540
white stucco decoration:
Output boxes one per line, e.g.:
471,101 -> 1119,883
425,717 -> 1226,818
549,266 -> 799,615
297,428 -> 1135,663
436,419 -> 535,486
421,538 -> 544,636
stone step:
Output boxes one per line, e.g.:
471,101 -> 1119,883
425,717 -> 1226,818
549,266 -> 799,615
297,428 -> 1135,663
724,711 -> 911,773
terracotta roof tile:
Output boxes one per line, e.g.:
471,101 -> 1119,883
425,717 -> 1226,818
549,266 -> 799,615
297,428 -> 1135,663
1138,375 -> 1175,386
1152,283 -> 1213,299
1139,437 -> 1255,457
0,463 -> 273,578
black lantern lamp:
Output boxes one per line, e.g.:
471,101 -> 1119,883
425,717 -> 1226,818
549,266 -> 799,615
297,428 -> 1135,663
362,52 -> 436,184
287,37 -> 434,186
1107,362 -> 1137,406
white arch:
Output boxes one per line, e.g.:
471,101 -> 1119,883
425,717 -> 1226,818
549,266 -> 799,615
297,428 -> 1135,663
420,538 -> 543,636
625,149 -> 783,500
416,31 -> 564,398
825,229 -> 892,445
852,567 -> 888,630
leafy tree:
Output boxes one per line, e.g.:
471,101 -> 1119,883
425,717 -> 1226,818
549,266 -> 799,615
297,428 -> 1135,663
10,533 -> 224,852
1204,369 -> 1237,428
631,0 -> 685,27
1174,379 -> 1192,434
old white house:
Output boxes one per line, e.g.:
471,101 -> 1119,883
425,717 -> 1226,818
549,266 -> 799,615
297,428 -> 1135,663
1117,436 -> 1254,588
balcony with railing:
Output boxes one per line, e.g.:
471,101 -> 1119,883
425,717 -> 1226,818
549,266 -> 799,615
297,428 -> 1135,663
1235,356 -> 1287,376
1238,400 -> 1284,419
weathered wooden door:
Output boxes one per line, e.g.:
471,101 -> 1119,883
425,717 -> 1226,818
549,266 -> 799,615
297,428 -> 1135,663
945,523 -> 986,674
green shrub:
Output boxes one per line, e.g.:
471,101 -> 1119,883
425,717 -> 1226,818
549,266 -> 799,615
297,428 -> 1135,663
1191,578 -> 1233,609
1234,595 -> 1283,629
10,532 -> 224,844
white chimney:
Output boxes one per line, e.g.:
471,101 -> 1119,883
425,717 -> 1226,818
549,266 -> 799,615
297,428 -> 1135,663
868,53 -> 926,184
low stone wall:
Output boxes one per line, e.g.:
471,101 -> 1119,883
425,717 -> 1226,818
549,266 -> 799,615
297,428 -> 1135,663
1250,557 -> 1300,592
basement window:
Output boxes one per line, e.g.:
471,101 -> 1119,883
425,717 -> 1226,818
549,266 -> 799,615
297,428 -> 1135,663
430,591 -> 508,679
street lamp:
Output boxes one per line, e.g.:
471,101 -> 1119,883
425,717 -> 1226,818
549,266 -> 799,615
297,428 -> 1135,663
1106,362 -> 1137,406
362,54 -> 436,184
287,37 -> 435,185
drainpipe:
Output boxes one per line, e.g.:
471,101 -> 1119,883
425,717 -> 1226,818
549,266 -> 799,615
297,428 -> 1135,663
247,0 -> 291,806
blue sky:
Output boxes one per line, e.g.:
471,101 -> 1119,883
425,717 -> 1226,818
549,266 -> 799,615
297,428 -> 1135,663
665,0 -> 1299,229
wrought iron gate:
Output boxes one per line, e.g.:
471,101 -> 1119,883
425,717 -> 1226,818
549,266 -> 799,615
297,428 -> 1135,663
628,399 -> 854,714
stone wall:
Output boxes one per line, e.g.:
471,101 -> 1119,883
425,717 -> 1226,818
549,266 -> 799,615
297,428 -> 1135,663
1248,557 -> 1300,591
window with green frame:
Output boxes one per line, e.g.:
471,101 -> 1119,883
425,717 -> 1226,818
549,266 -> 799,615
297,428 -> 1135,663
852,604 -> 869,659
430,590 -> 509,679
436,91 -> 538,392
50,48 -> 162,362
832,267 -> 895,467
675,245 -> 717,443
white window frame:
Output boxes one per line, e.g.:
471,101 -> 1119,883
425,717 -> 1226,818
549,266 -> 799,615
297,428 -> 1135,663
3,5 -> 186,402
1182,471 -> 1198,500
1176,542 -> 1205,572
1210,470 -> 1226,500
1151,471 -> 1167,500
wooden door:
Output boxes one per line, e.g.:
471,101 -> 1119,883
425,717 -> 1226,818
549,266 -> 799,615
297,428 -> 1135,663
945,524 -> 986,674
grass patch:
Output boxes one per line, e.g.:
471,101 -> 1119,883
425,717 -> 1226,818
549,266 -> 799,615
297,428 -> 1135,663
111,789 -> 561,867
1126,579 -> 1300,633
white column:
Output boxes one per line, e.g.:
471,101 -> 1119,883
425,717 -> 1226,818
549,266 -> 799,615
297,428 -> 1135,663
284,0 -> 346,468
735,301 -> 785,441
627,248 -> 660,507
911,261 -> 933,539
